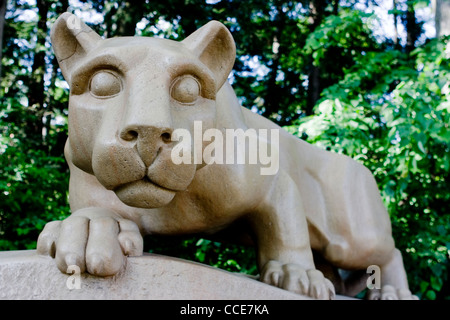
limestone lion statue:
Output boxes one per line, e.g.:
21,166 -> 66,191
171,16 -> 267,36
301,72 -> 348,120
37,13 -> 417,300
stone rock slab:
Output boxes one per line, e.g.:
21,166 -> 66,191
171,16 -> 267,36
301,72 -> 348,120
0,250 -> 316,300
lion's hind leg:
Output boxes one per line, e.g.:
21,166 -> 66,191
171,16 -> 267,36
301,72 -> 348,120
365,248 -> 419,300
303,152 -> 417,299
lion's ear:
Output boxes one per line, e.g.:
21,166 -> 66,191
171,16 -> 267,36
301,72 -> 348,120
182,21 -> 236,92
51,12 -> 102,82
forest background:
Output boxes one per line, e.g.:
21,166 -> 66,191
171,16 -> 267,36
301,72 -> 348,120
0,0 -> 449,299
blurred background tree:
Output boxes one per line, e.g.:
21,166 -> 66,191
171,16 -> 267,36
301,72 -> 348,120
0,0 -> 448,299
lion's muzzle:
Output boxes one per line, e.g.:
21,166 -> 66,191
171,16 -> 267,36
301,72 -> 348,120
89,123 -> 197,209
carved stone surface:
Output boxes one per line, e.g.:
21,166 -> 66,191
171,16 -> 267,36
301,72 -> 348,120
0,250 -> 317,300
32,13 -> 417,300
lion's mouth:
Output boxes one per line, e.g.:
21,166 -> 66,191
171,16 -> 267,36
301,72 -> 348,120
113,176 -> 178,209
92,143 -> 197,208
115,175 -> 177,192
142,176 -> 176,192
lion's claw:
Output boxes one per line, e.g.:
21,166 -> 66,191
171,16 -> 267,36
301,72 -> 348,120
366,285 -> 419,300
261,260 -> 335,300
37,207 -> 143,277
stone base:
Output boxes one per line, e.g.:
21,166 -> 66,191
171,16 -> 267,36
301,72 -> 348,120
0,250 -> 355,300
0,250 -> 305,300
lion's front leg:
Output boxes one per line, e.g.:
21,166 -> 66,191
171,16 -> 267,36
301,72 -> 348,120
248,171 -> 335,300
260,261 -> 335,299
37,207 -> 143,276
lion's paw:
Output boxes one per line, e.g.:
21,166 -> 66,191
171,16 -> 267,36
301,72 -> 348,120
37,207 -> 143,277
366,285 -> 419,300
260,260 -> 335,300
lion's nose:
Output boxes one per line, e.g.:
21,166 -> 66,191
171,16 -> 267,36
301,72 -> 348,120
119,126 -> 173,167
120,126 -> 172,143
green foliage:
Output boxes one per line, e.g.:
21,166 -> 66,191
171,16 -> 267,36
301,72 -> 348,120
0,115 -> 70,250
294,37 -> 450,299
0,0 -> 71,250
304,10 -> 375,68
1,0 -> 449,299
144,236 -> 258,275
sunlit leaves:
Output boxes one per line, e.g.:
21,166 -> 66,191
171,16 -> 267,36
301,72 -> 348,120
304,10 -> 375,67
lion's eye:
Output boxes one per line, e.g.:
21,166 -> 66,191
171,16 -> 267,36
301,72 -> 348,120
89,71 -> 122,97
171,76 -> 200,104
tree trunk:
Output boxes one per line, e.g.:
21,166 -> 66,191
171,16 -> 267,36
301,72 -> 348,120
405,0 -> 419,53
440,0 -> 450,36
393,0 -> 400,48
333,0 -> 339,15
307,66 -> 320,115
105,1 -> 143,37
263,4 -> 285,119
0,0 -> 7,83
306,0 -> 326,116
116,2 -> 140,36
434,0 -> 450,37
27,0 -> 49,145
